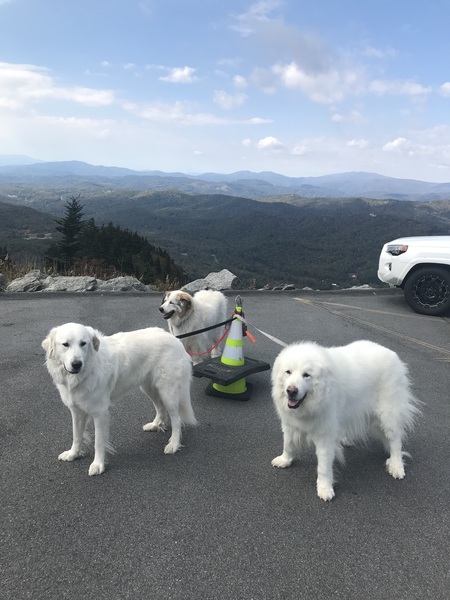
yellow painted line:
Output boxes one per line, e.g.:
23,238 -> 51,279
294,297 -> 450,358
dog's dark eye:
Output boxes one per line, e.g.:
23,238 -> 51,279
285,370 -> 291,375
303,372 -> 311,379
80,342 -> 86,347
62,342 -> 69,347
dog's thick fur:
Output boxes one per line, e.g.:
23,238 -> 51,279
271,340 -> 420,501
159,289 -> 228,365
42,322 -> 196,476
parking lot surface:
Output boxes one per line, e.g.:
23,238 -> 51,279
1,289 -> 449,600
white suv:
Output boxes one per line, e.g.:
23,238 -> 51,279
378,236 -> 450,316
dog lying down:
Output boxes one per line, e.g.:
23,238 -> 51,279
271,340 -> 421,501
159,289 -> 228,365
42,322 -> 196,476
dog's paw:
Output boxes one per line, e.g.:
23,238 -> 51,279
317,485 -> 335,502
143,421 -> 166,432
271,454 -> 293,468
58,450 -> 81,462
88,461 -> 105,476
385,457 -> 405,479
163,440 -> 180,454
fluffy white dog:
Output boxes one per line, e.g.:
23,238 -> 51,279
42,322 -> 196,476
159,289 -> 228,365
271,340 -> 420,501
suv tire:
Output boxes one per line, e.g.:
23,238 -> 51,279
403,267 -> 450,316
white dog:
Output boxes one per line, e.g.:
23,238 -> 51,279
159,289 -> 228,365
271,340 -> 420,501
42,322 -> 196,476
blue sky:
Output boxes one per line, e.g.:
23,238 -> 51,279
1,0 -> 450,181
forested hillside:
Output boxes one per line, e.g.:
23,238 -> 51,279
1,188 -> 449,289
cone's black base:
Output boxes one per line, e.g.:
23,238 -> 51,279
205,380 -> 253,401
193,356 -> 271,386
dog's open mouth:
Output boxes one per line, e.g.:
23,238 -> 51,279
162,310 -> 175,320
288,393 -> 306,409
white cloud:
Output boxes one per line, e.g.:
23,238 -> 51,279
439,82 -> 450,97
256,136 -> 284,151
346,139 -> 369,149
246,116 -> 272,124
272,61 -> 359,104
213,90 -> 247,110
369,79 -> 431,96
159,66 -> 198,83
381,132 -> 450,165
331,109 -> 365,124
0,62 -> 115,109
233,74 -> 248,89
363,45 -> 397,60
232,0 -> 282,36
123,100 -> 269,126
292,145 -> 308,155
382,137 -> 409,152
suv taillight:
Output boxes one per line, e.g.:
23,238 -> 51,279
387,244 -> 408,256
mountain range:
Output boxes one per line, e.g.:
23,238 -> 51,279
1,156 -> 450,289
1,157 -> 450,201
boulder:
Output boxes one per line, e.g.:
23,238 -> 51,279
5,268 -> 242,293
42,276 -> 98,292
97,276 -> 148,292
183,269 -> 241,293
6,270 -> 47,292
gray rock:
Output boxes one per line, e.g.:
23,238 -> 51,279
6,270 -> 47,292
43,276 -> 98,292
5,269 -> 241,293
183,269 -> 241,293
0,273 -> 6,291
97,276 -> 148,292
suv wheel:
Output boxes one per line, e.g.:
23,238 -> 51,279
403,267 -> 450,316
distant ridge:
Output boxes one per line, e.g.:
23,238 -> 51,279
1,158 -> 450,201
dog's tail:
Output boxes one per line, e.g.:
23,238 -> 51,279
180,399 -> 197,427
178,386 -> 197,426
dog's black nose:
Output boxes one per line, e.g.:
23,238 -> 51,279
286,385 -> 298,398
71,360 -> 82,372
159,306 -> 164,313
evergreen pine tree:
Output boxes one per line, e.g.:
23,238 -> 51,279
54,195 -> 85,268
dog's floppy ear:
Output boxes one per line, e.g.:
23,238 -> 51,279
179,292 -> 192,310
86,326 -> 100,352
41,328 -> 56,357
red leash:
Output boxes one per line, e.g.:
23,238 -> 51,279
185,327 -> 230,357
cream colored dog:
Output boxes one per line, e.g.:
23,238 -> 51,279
42,322 -> 196,476
271,340 -> 420,501
159,289 -> 228,365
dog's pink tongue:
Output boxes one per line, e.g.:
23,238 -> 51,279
288,398 -> 297,407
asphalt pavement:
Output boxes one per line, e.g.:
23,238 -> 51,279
1,289 -> 449,600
